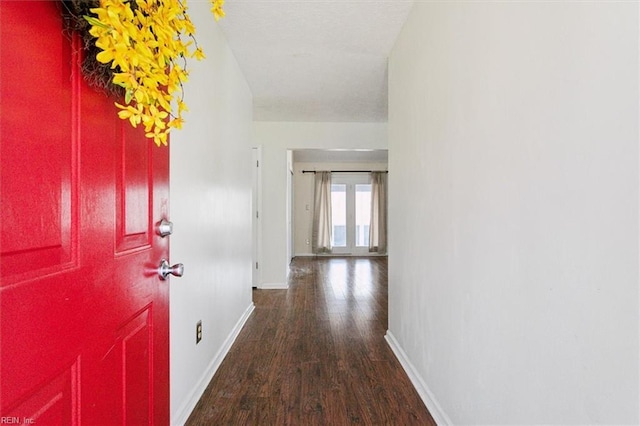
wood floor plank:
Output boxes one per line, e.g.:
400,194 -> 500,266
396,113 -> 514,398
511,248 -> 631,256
186,257 -> 436,425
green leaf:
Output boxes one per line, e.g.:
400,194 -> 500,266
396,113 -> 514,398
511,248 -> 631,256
125,89 -> 133,104
83,15 -> 109,29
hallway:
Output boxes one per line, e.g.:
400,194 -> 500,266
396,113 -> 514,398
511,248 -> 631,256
186,257 -> 435,424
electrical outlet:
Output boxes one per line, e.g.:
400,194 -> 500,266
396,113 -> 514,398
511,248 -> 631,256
196,320 -> 202,344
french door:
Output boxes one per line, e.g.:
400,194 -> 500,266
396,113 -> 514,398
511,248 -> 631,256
330,173 -> 372,255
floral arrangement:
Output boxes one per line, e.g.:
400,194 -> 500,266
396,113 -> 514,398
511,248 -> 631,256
63,0 -> 225,146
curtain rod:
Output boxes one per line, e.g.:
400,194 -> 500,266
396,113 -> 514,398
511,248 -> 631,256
301,170 -> 388,174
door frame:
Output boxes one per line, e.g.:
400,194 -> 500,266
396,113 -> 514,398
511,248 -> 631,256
251,146 -> 262,287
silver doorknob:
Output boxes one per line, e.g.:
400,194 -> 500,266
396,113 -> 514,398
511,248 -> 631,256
156,218 -> 173,237
158,259 -> 184,280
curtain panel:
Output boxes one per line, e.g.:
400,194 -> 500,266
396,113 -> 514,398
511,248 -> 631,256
312,171 -> 332,254
369,172 -> 387,254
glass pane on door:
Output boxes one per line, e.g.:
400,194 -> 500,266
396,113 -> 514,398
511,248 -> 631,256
331,184 -> 346,247
355,184 -> 371,247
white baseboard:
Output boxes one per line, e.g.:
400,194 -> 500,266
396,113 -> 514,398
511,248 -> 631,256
385,331 -> 452,426
171,303 -> 255,425
259,282 -> 289,290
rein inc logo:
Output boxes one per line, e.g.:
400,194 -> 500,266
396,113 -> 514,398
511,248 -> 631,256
1,418 -> 35,424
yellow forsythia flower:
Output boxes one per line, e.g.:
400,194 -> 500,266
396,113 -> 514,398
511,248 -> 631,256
211,0 -> 225,21
85,0 -> 225,146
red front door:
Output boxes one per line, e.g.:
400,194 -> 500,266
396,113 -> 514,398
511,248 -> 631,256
1,2 -> 170,424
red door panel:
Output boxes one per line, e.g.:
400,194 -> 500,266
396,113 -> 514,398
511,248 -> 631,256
0,0 -> 76,281
123,309 -> 152,425
1,2 -> 170,424
1,3 -> 81,414
117,121 -> 153,253
3,362 -> 80,424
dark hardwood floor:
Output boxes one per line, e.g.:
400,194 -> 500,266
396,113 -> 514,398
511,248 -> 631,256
186,257 -> 436,425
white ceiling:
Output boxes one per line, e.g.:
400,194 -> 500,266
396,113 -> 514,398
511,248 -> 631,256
217,0 -> 415,122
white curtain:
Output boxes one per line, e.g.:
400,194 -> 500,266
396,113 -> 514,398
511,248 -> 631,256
369,172 -> 387,254
312,171 -> 332,254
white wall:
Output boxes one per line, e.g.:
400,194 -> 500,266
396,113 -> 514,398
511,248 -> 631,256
253,122 -> 387,287
293,162 -> 387,256
388,2 -> 639,424
169,5 -> 254,424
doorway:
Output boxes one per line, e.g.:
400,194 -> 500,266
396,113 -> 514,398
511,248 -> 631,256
291,149 -> 388,257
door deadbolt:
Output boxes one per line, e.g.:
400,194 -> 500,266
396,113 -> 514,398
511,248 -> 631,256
156,219 -> 173,237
